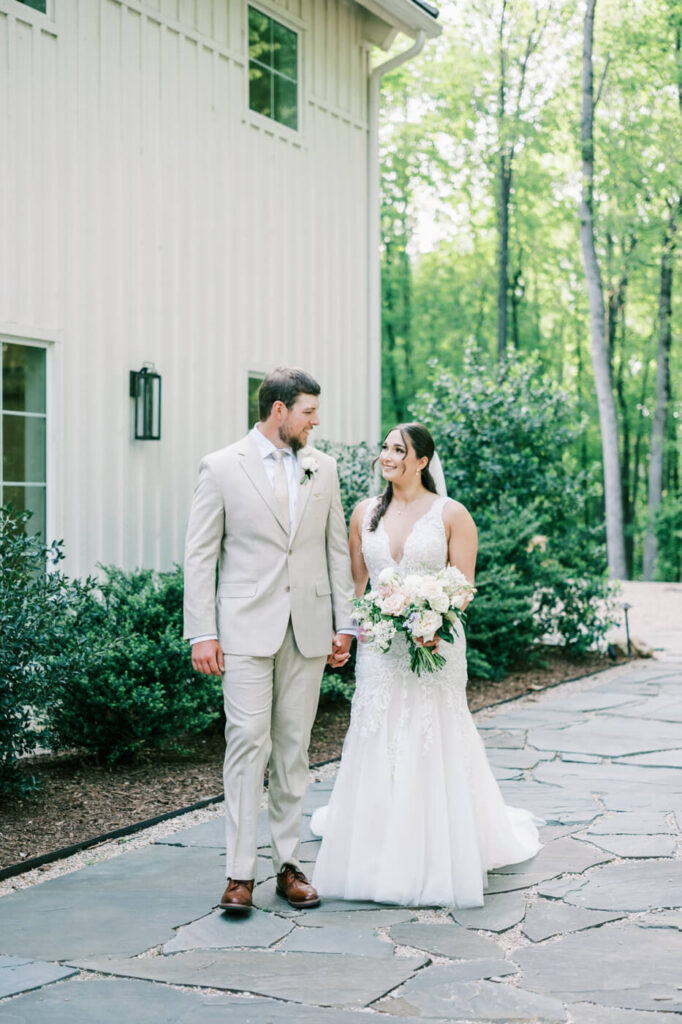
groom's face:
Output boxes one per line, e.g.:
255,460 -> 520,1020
278,392 -> 320,452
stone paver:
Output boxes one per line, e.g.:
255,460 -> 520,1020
278,924 -> 394,957
377,972 -> 567,1022
0,978 -> 436,1024
451,890 -> 527,931
0,845 -> 221,959
0,957 -> 76,999
521,898 -> 624,942
68,950 -> 428,1008
164,907 -> 294,951
555,860 -> 682,912
514,921 -> 682,1011
388,922 -> 505,959
1,600 -> 680,1023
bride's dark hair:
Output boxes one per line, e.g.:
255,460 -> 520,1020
368,422 -> 438,532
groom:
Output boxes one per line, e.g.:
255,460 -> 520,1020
183,367 -> 355,913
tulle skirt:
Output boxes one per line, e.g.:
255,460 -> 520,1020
311,634 -> 541,908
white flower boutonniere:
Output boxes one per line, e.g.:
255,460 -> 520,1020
300,455 -> 319,485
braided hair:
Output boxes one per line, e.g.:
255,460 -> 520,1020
368,422 -> 438,532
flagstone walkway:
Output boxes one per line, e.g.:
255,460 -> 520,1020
1,627 -> 681,1021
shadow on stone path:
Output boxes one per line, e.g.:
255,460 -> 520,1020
1,649 -> 681,1023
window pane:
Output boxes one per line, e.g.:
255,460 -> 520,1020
249,66 -> 272,119
3,414 -> 46,483
3,485 -> 46,538
248,7 -> 272,68
248,375 -> 263,429
272,21 -> 297,80
274,76 -> 298,131
3,343 -> 46,413
18,0 -> 47,11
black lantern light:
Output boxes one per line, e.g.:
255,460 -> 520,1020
130,364 -> 162,440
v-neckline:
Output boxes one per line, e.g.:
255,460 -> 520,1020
379,497 -> 442,567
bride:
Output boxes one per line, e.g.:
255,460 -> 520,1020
310,422 -> 541,908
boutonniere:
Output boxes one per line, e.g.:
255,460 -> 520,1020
300,455 -> 319,485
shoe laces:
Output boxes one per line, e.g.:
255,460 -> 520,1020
281,864 -> 307,883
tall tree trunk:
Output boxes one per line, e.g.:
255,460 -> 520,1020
510,265 -> 524,350
643,210 -> 677,578
497,0 -> 510,362
579,0 -> 627,578
497,157 -> 511,360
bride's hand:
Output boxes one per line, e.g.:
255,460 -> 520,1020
414,636 -> 440,651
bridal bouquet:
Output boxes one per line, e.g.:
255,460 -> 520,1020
353,566 -> 475,676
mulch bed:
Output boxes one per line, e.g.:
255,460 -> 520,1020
0,647 -> 626,871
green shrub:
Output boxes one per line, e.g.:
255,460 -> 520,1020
314,439 -> 379,699
0,506 -> 82,797
411,350 -> 616,677
47,566 -> 221,764
314,438 -> 379,526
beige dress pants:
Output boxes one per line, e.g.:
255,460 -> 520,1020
222,621 -> 327,879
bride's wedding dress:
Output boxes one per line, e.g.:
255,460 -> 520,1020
311,495 -> 541,908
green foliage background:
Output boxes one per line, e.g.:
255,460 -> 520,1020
378,0 -> 682,579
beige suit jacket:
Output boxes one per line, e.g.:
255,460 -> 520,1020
183,434 -> 355,658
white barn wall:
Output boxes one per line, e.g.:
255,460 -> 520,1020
0,0 -> 371,577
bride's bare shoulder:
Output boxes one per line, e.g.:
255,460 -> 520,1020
350,497 -> 373,530
442,497 -> 477,532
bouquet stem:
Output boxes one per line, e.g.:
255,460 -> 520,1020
410,645 -> 447,676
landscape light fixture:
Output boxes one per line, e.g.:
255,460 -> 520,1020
129,364 -> 162,440
621,601 -> 632,657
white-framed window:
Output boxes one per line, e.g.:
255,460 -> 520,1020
13,0 -> 55,16
248,372 -> 264,429
248,5 -> 299,131
1,341 -> 47,537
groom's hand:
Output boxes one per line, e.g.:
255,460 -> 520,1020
192,639 -> 225,676
327,633 -> 352,669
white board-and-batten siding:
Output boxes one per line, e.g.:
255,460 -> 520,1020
0,0 -> 371,577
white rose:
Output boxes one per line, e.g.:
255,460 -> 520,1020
409,610 -> 443,643
403,574 -> 426,603
300,455 -> 318,473
378,590 -> 410,617
378,567 -> 398,586
421,579 -> 450,613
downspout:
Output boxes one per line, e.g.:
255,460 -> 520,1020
367,29 -> 426,444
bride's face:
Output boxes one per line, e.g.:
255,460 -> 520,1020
380,429 -> 418,484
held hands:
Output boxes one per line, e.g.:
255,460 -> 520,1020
327,632 -> 352,669
192,639 -> 225,676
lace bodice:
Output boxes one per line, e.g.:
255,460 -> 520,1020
352,493 -> 468,759
362,495 -> 449,586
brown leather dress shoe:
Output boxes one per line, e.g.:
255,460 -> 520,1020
276,864 -> 320,908
218,878 -> 254,914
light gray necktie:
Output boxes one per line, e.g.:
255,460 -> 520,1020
272,449 -> 290,529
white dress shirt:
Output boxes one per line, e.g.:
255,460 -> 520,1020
249,424 -> 300,527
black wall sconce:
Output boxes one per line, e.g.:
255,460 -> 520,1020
130,364 -> 162,440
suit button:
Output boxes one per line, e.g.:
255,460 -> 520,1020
285,585 -> 290,592
288,549 -> 293,555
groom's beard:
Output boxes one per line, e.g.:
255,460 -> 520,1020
278,425 -> 306,453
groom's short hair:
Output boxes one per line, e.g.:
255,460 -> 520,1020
258,367 -> 321,421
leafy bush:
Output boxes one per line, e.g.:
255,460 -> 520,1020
314,439 -> 379,526
0,506 -> 82,797
315,439 -> 379,699
47,566 -> 221,764
411,350 -> 616,677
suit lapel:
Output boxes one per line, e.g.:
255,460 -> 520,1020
290,446 -> 315,542
237,435 -> 290,534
